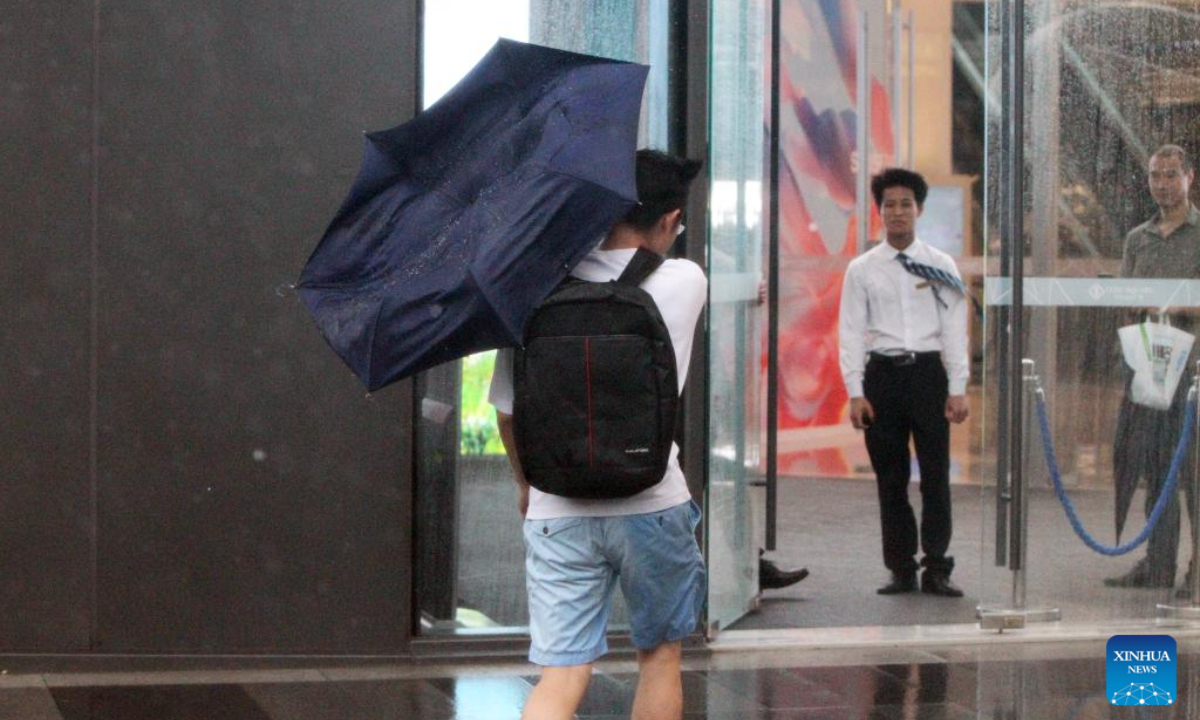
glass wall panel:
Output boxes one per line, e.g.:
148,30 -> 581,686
981,0 -> 1200,626
707,0 -> 768,633
416,0 -> 674,637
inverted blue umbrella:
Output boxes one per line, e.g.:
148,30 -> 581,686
298,39 -> 649,391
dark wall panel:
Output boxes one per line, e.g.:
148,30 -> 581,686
0,1 -> 95,650
93,1 -> 417,652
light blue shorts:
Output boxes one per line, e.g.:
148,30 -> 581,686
522,500 -> 706,666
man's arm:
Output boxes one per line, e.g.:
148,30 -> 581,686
838,264 -> 868,397
487,349 -> 530,517
838,263 -> 875,429
1117,231 -> 1147,324
938,261 -> 970,424
496,411 -> 530,517
1118,230 -> 1136,279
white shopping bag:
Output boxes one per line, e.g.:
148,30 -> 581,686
1118,315 -> 1195,410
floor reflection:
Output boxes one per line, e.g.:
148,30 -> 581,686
11,643 -> 1197,720
977,655 -> 1196,720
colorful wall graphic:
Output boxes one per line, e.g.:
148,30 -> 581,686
774,0 -> 895,477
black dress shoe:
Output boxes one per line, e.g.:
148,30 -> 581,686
760,558 -> 809,590
1103,561 -> 1174,588
877,573 -> 917,595
921,574 -> 964,597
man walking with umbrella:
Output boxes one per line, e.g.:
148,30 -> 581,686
489,150 -> 706,720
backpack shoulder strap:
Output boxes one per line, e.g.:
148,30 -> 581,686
616,247 -> 665,287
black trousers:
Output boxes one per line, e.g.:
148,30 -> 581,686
863,353 -> 954,577
1113,371 -> 1196,582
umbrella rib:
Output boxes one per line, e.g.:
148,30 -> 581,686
540,169 -> 639,204
363,298 -> 387,390
468,267 -> 525,347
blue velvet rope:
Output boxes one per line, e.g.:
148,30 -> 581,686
1034,389 -> 1195,556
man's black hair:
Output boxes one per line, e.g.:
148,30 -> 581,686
870,167 -> 929,209
1151,144 -> 1193,174
621,149 -> 704,230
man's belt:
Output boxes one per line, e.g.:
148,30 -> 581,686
868,351 -> 941,367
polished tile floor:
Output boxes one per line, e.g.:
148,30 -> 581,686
0,638 -> 1196,719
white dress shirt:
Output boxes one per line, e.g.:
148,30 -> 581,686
838,238 -> 970,398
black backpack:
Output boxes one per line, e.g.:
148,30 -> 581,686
513,247 -> 678,499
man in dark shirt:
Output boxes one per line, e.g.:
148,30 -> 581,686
1105,144 -> 1200,595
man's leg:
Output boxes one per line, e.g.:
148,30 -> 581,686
1107,395 -> 1154,585
864,362 -> 919,582
909,360 -> 960,596
522,664 -> 593,720
631,641 -> 683,720
911,359 -> 953,574
616,501 -> 704,720
1143,407 -> 1181,586
1180,444 -> 1197,594
522,517 -> 615,717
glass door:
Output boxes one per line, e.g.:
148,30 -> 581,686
708,0 -> 904,635
980,0 -> 1200,626
737,0 -> 925,633
706,0 -> 769,634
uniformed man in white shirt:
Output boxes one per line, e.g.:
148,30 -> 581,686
838,168 -> 970,597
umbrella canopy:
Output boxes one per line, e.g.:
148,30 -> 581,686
298,39 -> 648,391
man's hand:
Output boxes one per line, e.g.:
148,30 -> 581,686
517,484 -> 529,518
849,397 -> 875,430
497,411 -> 531,517
945,395 -> 969,424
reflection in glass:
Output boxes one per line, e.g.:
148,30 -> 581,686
981,0 -> 1200,625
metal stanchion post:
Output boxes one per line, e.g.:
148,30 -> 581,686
1184,647 -> 1199,718
1013,359 -> 1032,610
979,359 -> 1061,630
1193,385 -> 1200,606
1157,366 -> 1200,620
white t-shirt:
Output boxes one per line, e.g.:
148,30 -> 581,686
489,246 -> 707,519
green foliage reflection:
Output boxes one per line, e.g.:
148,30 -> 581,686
461,351 -> 503,455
